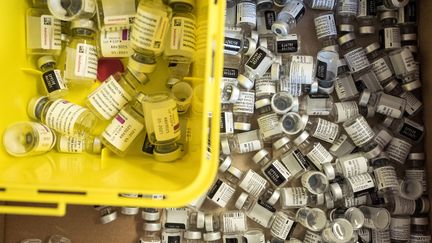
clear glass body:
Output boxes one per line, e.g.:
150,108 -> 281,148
142,208 -> 161,222
280,187 -> 322,209
237,194 -> 276,228
321,218 -> 354,243
380,13 -> 401,51
371,155 -> 400,195
384,82 -> 422,116
47,0 -> 96,21
300,95 -> 334,116
39,60 -> 68,98
366,47 -> 395,85
167,62 -> 192,88
221,130 -> 264,155
333,173 -> 376,199
240,47 -> 275,89
301,171 -> 329,195
101,95 -> 145,156
338,34 -> 370,74
256,102 -> 283,142
220,211 -> 247,233
2,122 -> 56,157
184,231 -> 202,243
335,152 -> 369,178
334,74 -> 359,102
141,225 -> 162,243
295,207 -> 327,232
271,1 -> 304,36
272,137 -> 294,158
233,90 -> 255,131
359,206 -> 391,231
95,0 -> 136,30
405,154 -> 427,193
224,28 -> 255,56
316,50 -> 338,83
330,207 -> 365,230
305,117 -> 341,144
56,134 -> 101,154
164,2 -> 197,64
26,8 -> 62,56
383,117 -> 424,144
259,35 -> 301,56
305,0 -> 336,10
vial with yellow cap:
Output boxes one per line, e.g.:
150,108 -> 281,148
47,0 -> 96,21
164,0 -> 197,64
59,19 -> 98,86
86,59 -> 149,120
56,134 -> 102,154
37,56 -> 68,98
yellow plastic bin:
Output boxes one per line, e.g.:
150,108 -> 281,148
0,0 -> 225,216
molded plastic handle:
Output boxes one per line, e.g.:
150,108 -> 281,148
0,202 -> 66,216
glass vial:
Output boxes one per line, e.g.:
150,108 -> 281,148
371,154 -> 400,195
338,33 -> 370,74
238,46 -> 275,90
252,149 -> 292,188
220,211 -> 248,233
236,0 -> 257,30
405,153 -> 427,193
328,207 -> 365,230
280,187 -> 324,209
140,222 -> 162,243
342,115 -> 375,147
47,0 -> 96,21
270,211 -> 296,241
220,130 -> 263,155
56,134 -> 101,154
234,192 -> 276,228
357,0 -> 377,35
255,98 -> 283,142
314,13 -> 337,47
303,115 -> 340,144
321,218 -> 354,243
390,216 -> 410,243
365,42 -> 395,85
383,80 -> 422,116
379,11 -> 401,51
294,131 -> 334,170
233,90 -> 255,131
359,206 -> 391,231
305,0 -> 336,10
37,56 -> 68,98
336,0 -> 358,34
295,207 -> 327,232
207,178 -> 236,208
95,0 -> 136,30
271,0 -> 305,37
411,217 -> 431,243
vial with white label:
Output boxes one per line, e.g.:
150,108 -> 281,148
233,90 -> 254,131
383,78 -> 422,117
295,207 -> 327,232
388,48 -> 420,91
238,46 -> 275,90
330,101 -> 375,124
207,178 -> 236,208
56,134 -> 101,154
269,211 -> 296,241
234,192 -> 276,228
405,153 -> 427,193
27,96 -> 97,136
254,72 -> 277,100
140,223 -> 162,243
271,0 -> 305,37
336,0 -> 358,34
60,19 -> 98,86
411,217 -> 431,243
334,73 -> 359,102
164,0 -> 197,64
270,92 -> 294,115
280,187 -> 324,209
382,117 -> 424,144
371,154 -> 400,195
2,122 -> 56,157
224,28 -> 257,56
342,115 -> 375,148
294,131 -> 334,170
220,130 -> 263,155
220,211 -> 248,234
323,152 -> 369,180
321,218 -> 354,243
231,166 -> 270,199
98,206 -> 118,224
338,33 -> 370,74
220,104 -> 235,136
260,34 -> 301,56
47,0 -> 96,21
101,93 -> 145,156
252,149 -> 292,188
255,98 -> 283,142
373,92 -> 407,119
359,206 -> 391,231
37,56 -> 68,98
142,208 -> 161,222
329,173 -> 375,201
131,0 -> 171,57
365,42 -> 395,85
400,25 -> 418,57
305,0 -> 336,10
184,231 -> 201,243
314,13 -> 337,46
357,0 -> 377,35
379,11 -> 401,51
95,0 -> 136,30
236,0 -> 257,30
302,115 -> 340,144
385,136 -> 412,165
328,207 -> 365,230
329,133 -> 356,158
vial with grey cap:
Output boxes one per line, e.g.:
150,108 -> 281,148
140,222 -> 162,243
280,187 -> 325,209
233,90 -> 255,131
271,0 -> 305,37
220,130 -> 264,155
234,192 -> 276,228
359,206 -> 391,231
224,28 -> 257,56
365,42 -> 395,85
295,207 -> 327,232
236,0 -> 257,30
336,0 -> 358,34
328,173 -> 376,201
328,207 -> 365,230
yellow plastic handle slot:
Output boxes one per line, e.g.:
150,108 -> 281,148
0,202 -> 66,216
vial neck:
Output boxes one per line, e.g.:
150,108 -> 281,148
40,62 -> 56,72
71,28 -> 95,38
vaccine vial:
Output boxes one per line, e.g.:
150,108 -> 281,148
140,223 -> 162,243
233,90 -> 255,131
399,179 -> 423,200
234,192 -> 276,228
357,0 -> 377,35
338,33 -> 370,74
269,211 -> 296,241
328,133 -> 356,158
142,208 -> 161,222
272,136 -> 294,158
294,131 -> 334,170
236,0 -> 257,30
260,34 -> 301,56
95,0 -> 136,30
323,152 -> 369,180
359,206 -> 391,231
86,67 -> 148,120
221,83 -> 240,105
334,74 -> 359,102
405,153 -> 427,193
47,0 -> 96,21
365,42 -> 395,85
382,117 -> 424,144
321,218 -> 354,243
314,13 -> 337,47
371,154 -> 400,195
27,96 -> 97,136
300,94 -> 334,116
131,0 -> 170,57
220,105 -> 235,136
374,92 -> 407,119
329,173 -> 375,200
184,231 -> 202,243
329,207 -> 365,230
305,0 -> 336,10
279,112 -> 303,136
238,46 -> 275,90
384,196 -> 416,216
336,0 -> 358,34
244,229 -> 266,243
99,206 -> 118,224
280,187 -> 324,209
37,56 -> 68,98
220,130 -> 263,155
254,72 -> 276,100
379,11 -> 401,51
411,217 -> 431,243
315,50 -> 339,93
220,211 -> 248,233
61,19 -> 98,86
222,233 -> 242,243
203,232 -> 222,243
164,0 -> 197,64
237,168 -> 270,198
56,134 -> 101,154
301,171 -> 329,195
342,115 -> 375,147
400,25 -> 418,56
101,93 -> 145,156
2,122 -> 56,157
98,27 -> 133,58
330,101 -> 375,124
295,207 -> 327,232
390,216 -> 410,243
271,92 -> 295,115
271,0 -> 305,37
207,178 -> 236,208
255,98 -> 283,142
383,78 -> 422,117
252,149 -> 292,188
388,48 -> 419,89
303,115 -> 340,144
224,28 -> 257,56
386,136 -> 412,164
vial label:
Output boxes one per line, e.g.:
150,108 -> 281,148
376,101 -> 403,119
165,208 -> 188,229
374,128 -> 393,149
233,91 -> 255,114
307,143 -> 333,170
398,119 -> 423,142
279,80 -> 302,97
314,14 -> 337,40
101,0 -> 135,26
33,123 -> 56,152
45,99 -> 87,135
276,34 -> 299,54
141,240 -> 161,243
312,118 -> 339,143
257,113 -> 282,140
281,150 -> 311,176
246,48 -> 267,70
40,15 -> 61,50
264,10 -> 276,30
162,232 -> 181,243
239,169 -> 268,198
358,0 -> 377,17
270,212 -> 295,240
220,112 -> 234,135
347,173 -> 375,194
303,231 -> 323,243
100,28 -> 133,58
371,58 -> 393,82
131,6 -> 169,53
169,17 -> 197,53
88,76 -> 133,120
237,1 -> 257,25
344,116 -> 375,147
333,101 -> 359,123
224,37 -> 242,55
73,44 -> 98,79
380,28 -> 401,50
386,138 -> 412,164
310,0 -> 336,10
400,48 -> 417,73
411,235 -> 432,243
102,110 -> 144,151
335,75 -> 358,101
255,73 -> 276,97
263,159 -> 292,186
237,131 -> 262,153
340,156 -> 368,177
284,1 -> 306,22
374,166 -> 399,191
289,55 -> 314,84
372,230 -> 391,243
42,69 -> 67,94
400,92 -> 421,116
316,60 -> 327,81
207,179 -> 235,208
247,200 -> 276,228
281,187 -> 308,207
222,211 -> 247,233
58,135 -> 84,153
338,0 -> 358,15
390,196 -> 415,215
151,103 -> 180,142
390,218 -> 410,241
344,195 -> 368,207
405,169 -> 426,192
343,47 -> 370,73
